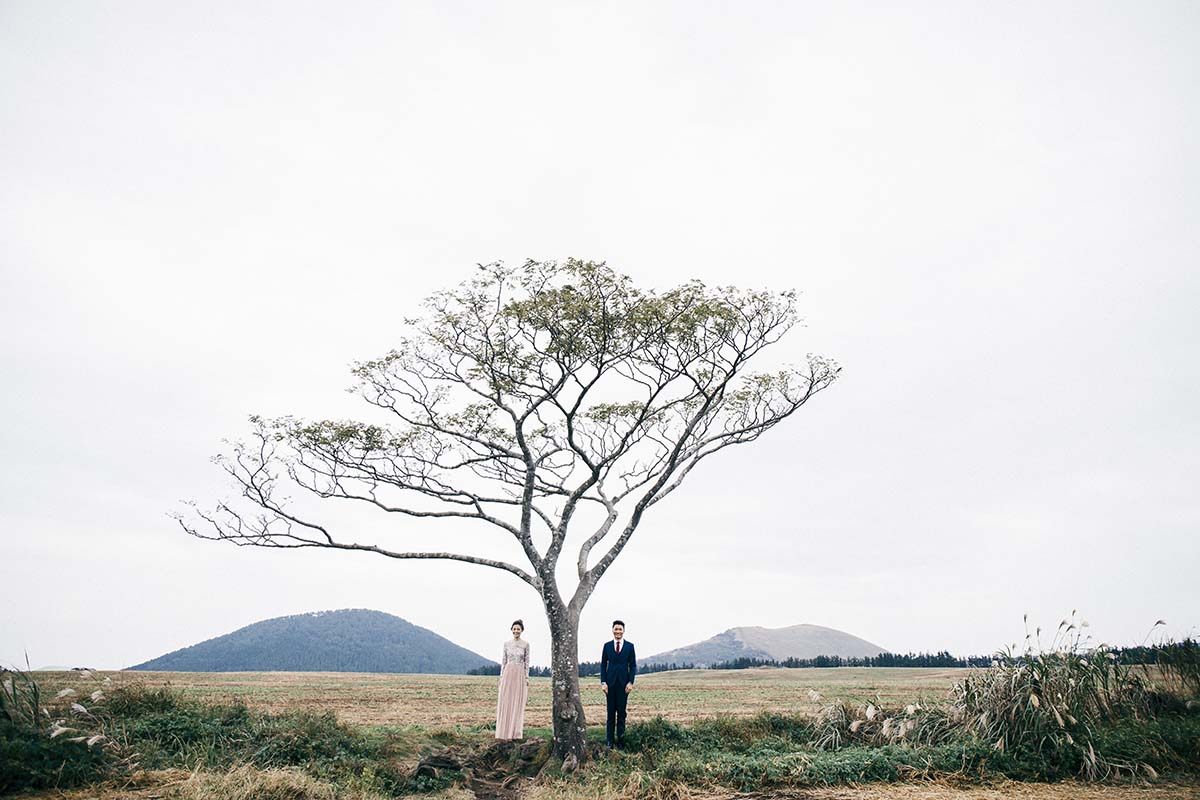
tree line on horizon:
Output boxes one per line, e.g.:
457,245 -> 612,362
466,639 -> 1199,676
466,653 -> 985,675
702,651 -> 994,670
467,661 -> 686,677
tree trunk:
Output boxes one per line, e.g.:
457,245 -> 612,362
545,597 -> 587,767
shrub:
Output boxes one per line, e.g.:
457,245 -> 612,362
0,666 -> 116,792
621,716 -> 691,751
0,716 -> 111,792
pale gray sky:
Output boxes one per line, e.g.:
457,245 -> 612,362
2,1 -> 1197,671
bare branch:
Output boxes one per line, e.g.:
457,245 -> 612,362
176,512 -> 541,588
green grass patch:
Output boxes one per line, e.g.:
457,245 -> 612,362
105,683 -> 445,794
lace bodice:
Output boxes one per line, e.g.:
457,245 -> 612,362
501,638 -> 529,671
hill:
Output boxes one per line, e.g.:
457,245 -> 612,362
643,624 -> 886,667
128,609 -> 496,674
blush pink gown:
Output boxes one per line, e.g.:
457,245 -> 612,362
495,638 -> 529,739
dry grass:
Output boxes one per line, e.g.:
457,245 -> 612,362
173,764 -> 470,800
13,766 -> 476,800
30,668 -> 966,728
522,779 -> 1200,800
172,765 -> 380,800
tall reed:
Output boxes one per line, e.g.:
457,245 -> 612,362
950,613 -> 1165,778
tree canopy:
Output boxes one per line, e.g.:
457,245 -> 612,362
181,259 -> 838,606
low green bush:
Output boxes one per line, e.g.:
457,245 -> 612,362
1,666 -> 117,792
0,717 -> 111,793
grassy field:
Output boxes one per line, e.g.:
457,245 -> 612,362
30,667 -> 967,728
15,667 -> 1198,800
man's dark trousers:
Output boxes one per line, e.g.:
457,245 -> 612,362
600,640 -> 637,747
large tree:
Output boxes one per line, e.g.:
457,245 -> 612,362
178,259 -> 839,765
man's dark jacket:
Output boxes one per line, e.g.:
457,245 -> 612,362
600,640 -> 637,687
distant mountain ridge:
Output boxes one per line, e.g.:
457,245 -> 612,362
128,609 -> 496,674
643,624 -> 886,667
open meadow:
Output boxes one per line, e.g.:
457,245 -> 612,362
31,667 -> 967,729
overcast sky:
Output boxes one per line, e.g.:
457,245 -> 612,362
2,1 -> 1197,672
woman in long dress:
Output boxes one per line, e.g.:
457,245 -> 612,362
495,619 -> 530,740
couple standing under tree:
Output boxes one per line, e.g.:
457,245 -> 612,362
495,620 -> 638,749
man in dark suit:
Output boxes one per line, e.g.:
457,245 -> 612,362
600,619 -> 636,749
